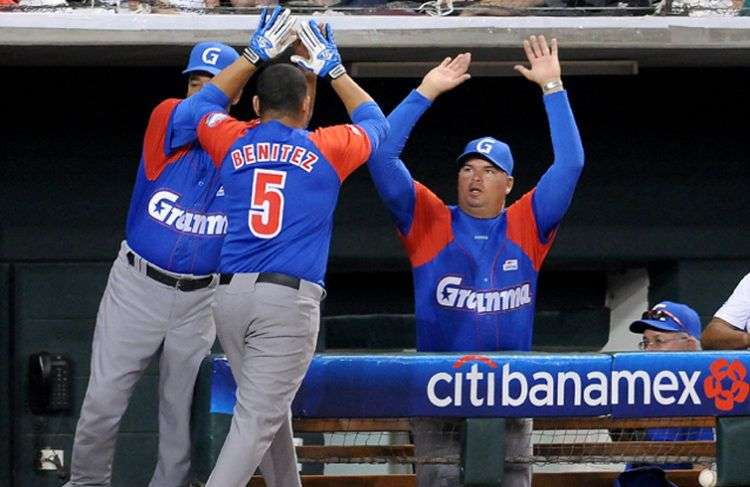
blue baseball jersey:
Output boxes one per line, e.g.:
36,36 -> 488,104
403,187 -> 554,352
126,98 -> 227,275
195,109 -> 375,285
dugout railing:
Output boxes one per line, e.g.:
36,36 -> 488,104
192,352 -> 750,486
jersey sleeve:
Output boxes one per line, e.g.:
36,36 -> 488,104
507,189 -> 556,272
399,182 -> 453,268
714,273 -> 750,331
196,113 -> 256,168
308,124 -> 373,182
142,98 -> 191,181
168,84 -> 230,151
532,90 -> 585,241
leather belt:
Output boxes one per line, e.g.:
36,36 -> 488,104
126,252 -> 213,292
219,272 -> 300,290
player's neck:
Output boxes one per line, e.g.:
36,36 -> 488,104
261,112 -> 306,129
459,203 -> 505,219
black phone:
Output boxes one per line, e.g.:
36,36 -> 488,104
28,352 -> 72,414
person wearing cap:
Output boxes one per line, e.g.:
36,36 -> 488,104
630,301 -> 702,352
701,272 -> 750,350
63,41 -> 243,487
623,302 -> 713,471
366,36 -> 583,487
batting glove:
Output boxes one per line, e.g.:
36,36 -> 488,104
243,6 -> 297,66
290,21 -> 346,81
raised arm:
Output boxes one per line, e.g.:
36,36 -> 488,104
292,20 -> 388,154
514,36 -> 584,241
367,54 -> 471,234
176,6 -> 296,135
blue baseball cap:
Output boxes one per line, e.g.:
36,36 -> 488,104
629,301 -> 701,339
456,137 -> 514,176
183,41 -> 239,76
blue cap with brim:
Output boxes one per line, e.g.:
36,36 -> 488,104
456,137 -> 514,176
629,301 -> 701,339
183,41 -> 239,76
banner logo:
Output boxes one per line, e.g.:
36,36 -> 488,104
704,358 -> 750,412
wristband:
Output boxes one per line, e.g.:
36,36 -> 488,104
242,47 -> 262,67
327,64 -> 347,81
542,79 -> 563,94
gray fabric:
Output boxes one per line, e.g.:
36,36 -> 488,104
206,273 -> 323,487
64,242 -> 217,487
412,417 -> 532,487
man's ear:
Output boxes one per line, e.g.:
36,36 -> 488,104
301,95 -> 312,125
252,95 -> 261,117
231,88 -> 243,107
505,176 -> 514,195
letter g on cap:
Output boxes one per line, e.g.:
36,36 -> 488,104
201,47 -> 222,65
476,138 -> 495,155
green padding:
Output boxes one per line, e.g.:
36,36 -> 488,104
191,356 -> 231,483
717,416 -> 750,486
461,418 -> 505,487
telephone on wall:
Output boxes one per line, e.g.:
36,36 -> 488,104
28,352 -> 72,414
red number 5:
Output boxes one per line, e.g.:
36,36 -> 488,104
249,169 -> 287,239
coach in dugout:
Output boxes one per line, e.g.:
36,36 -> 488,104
624,301 -> 714,471
366,36 -> 584,487
701,272 -> 750,350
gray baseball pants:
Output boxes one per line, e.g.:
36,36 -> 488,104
206,273 -> 323,487
411,417 -> 533,487
64,241 -> 217,487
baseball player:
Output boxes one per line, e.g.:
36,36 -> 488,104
181,13 -> 389,487
62,42 -> 240,487
367,36 -> 584,487
702,272 -> 750,349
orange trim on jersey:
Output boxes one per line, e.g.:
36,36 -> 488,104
399,182 -> 453,268
506,189 -> 557,272
308,124 -> 372,182
197,114 -> 259,168
143,99 -> 190,181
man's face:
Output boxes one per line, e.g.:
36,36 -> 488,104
187,73 -> 213,97
457,158 -> 513,218
641,328 -> 693,351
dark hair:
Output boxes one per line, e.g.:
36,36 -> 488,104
256,64 -> 307,117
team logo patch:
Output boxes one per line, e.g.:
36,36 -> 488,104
206,113 -> 228,128
503,259 -> 518,271
216,186 -> 225,197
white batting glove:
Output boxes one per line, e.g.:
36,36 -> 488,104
290,20 -> 346,80
243,6 -> 298,66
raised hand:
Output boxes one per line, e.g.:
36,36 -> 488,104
417,53 -> 472,101
244,6 -> 297,66
290,20 -> 346,80
513,35 -> 562,90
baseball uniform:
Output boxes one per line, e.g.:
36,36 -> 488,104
367,88 -> 584,486
185,82 -> 388,487
64,43 -> 238,487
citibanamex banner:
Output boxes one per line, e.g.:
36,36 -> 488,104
208,352 -> 750,418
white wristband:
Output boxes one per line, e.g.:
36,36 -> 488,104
542,79 -> 563,94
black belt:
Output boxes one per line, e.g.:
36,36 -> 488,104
219,272 -> 300,290
126,251 -> 214,292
